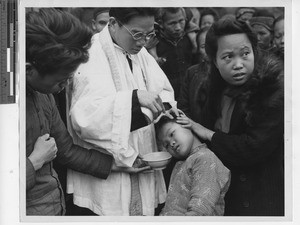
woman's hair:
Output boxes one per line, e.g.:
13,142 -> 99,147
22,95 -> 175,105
109,8 -> 157,25
201,17 -> 259,128
196,26 -> 210,54
93,7 -> 110,20
205,17 -> 258,61
26,8 -> 93,76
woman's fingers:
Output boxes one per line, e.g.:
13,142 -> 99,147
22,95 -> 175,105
176,117 -> 189,124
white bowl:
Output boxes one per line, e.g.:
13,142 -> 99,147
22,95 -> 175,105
142,152 -> 172,170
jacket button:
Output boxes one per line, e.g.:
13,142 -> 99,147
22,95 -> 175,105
239,174 -> 247,182
243,201 -> 250,208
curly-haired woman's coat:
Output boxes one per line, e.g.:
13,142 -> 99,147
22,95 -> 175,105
207,54 -> 284,216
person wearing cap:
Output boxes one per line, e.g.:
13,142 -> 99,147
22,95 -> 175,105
249,15 -> 275,51
235,7 -> 256,23
91,8 -> 110,33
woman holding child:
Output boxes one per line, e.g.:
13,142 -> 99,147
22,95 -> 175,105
176,17 -> 284,216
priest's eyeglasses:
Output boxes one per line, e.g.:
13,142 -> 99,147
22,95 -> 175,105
118,20 -> 156,41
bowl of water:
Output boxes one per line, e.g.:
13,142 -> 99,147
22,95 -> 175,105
142,152 -> 172,170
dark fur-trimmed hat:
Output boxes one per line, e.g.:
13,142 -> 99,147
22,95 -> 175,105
249,16 -> 275,31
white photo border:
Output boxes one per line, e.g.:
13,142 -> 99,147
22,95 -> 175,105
16,0 -> 294,224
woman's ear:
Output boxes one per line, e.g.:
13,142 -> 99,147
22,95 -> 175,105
213,59 -> 219,70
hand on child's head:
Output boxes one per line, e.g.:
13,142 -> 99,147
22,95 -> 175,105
165,108 -> 185,120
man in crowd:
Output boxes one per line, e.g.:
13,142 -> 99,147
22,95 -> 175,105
91,8 -> 110,33
155,8 -> 195,99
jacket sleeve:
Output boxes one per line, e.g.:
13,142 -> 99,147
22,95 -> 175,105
49,94 -> 113,179
130,89 -> 148,131
185,152 -> 230,216
26,158 -> 36,190
210,101 -> 284,167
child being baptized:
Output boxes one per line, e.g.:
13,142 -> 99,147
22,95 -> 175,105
155,115 -> 231,216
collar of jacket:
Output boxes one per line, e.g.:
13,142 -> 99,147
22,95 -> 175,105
26,83 -> 37,96
159,30 -> 186,46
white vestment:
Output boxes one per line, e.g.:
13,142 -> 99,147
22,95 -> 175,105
67,25 -> 176,216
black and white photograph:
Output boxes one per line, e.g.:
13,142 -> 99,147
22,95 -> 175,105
0,0 -> 298,224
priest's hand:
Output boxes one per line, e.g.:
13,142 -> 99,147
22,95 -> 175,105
137,90 -> 165,120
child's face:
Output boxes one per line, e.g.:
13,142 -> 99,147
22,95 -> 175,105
158,121 -> 194,160
200,15 -> 214,29
215,33 -> 254,86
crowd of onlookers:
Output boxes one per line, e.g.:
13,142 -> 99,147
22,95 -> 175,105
26,7 -> 285,216
63,7 -> 284,100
